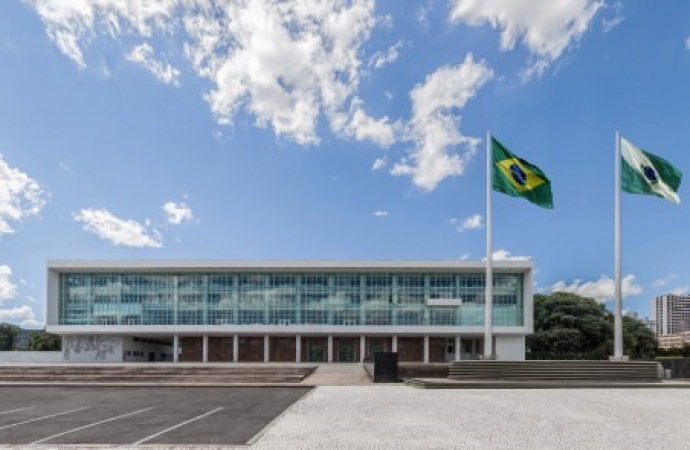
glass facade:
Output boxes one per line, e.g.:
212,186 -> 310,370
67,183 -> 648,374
58,271 -> 524,327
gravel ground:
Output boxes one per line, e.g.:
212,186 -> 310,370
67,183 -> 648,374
254,386 -> 690,449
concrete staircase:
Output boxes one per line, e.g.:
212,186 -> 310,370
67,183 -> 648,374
448,360 -> 662,382
0,365 -> 316,384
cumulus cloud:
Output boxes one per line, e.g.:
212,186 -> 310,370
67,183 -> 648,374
449,0 -> 603,77
0,155 -> 48,234
74,208 -> 162,248
162,201 -> 194,225
344,98 -> 398,147
550,274 -> 643,302
0,265 -> 18,302
602,1 -> 624,34
369,41 -> 403,69
451,213 -> 483,232
668,286 -> 690,296
391,54 -> 493,190
127,43 -> 180,85
489,249 -> 530,261
0,305 -> 39,327
373,210 -> 388,217
31,0 -> 398,147
371,157 -> 387,171
651,273 -> 677,289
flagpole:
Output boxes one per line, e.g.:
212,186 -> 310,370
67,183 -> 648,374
485,131 -> 494,359
614,130 -> 624,360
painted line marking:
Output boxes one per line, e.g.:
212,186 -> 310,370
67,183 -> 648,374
30,407 -> 154,444
0,406 -> 33,416
0,407 -> 88,430
133,407 -> 223,445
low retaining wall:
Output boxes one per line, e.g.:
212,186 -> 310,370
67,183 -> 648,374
0,351 -> 63,363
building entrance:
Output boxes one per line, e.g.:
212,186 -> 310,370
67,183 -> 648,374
338,339 -> 355,362
308,341 -> 325,362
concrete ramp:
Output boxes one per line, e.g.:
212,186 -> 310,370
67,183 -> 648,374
301,364 -> 372,385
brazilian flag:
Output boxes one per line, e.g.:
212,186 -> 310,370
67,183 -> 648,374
492,137 -> 553,209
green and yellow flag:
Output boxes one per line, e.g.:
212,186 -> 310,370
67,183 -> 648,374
492,136 -> 553,209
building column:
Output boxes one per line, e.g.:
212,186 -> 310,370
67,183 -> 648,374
360,335 -> 366,362
471,338 -> 477,358
455,335 -> 461,361
423,334 -> 429,363
328,335 -> 333,363
202,335 -> 208,363
264,334 -> 270,363
173,334 -> 179,363
233,333 -> 239,363
392,335 -> 398,353
296,335 -> 301,363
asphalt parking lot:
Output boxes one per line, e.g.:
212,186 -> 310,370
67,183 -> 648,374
0,386 -> 312,446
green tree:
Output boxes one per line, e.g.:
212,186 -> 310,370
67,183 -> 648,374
0,323 -> 20,351
528,292 -> 658,359
28,330 -> 61,351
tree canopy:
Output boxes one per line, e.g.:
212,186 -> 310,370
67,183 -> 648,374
0,323 -> 20,351
527,292 -> 657,359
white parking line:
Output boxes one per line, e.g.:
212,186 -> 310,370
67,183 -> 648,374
133,407 -> 223,445
30,407 -> 154,444
0,407 -> 88,430
0,406 -> 33,416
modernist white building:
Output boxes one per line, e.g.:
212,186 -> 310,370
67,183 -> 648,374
46,260 -> 533,363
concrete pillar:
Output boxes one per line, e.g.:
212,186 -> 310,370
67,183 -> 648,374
392,335 -> 398,353
173,334 -> 179,363
471,338 -> 477,357
264,334 -> 270,363
423,334 -> 429,363
327,335 -> 333,363
455,335 -> 461,361
296,334 -> 301,363
233,333 -> 239,363
202,335 -> 208,363
360,335 -> 366,362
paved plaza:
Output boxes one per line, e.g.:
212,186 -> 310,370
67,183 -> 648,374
0,385 -> 689,448
256,386 -> 690,449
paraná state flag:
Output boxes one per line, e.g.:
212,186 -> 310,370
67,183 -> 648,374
492,137 -> 553,209
620,137 -> 682,204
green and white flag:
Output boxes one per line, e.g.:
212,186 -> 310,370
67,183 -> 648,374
620,137 -> 682,204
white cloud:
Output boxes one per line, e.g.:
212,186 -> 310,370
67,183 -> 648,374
451,213 -> 483,232
391,54 -> 493,190
32,0 -> 397,148
651,273 -> 677,289
449,0 -> 603,77
669,286 -> 690,296
0,265 -> 18,302
602,1 -> 624,34
344,98 -> 398,147
162,201 -> 194,225
373,210 -> 388,217
550,274 -> 643,302
0,305 -> 39,327
74,208 -> 162,248
127,43 -> 180,86
369,41 -> 403,69
371,158 -> 387,171
0,155 -> 48,234
489,249 -> 530,261
459,252 -> 471,260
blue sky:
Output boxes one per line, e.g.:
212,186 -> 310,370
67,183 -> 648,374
0,0 -> 687,327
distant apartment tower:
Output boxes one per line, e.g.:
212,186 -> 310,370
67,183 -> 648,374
655,294 -> 690,337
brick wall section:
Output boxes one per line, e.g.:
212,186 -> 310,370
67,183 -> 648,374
208,337 -> 234,362
429,337 -> 446,363
270,337 -> 296,362
398,337 -> 423,362
238,336 -> 264,362
180,337 -> 203,362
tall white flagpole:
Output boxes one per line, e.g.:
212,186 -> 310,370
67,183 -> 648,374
485,131 -> 494,358
614,130 -> 624,359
